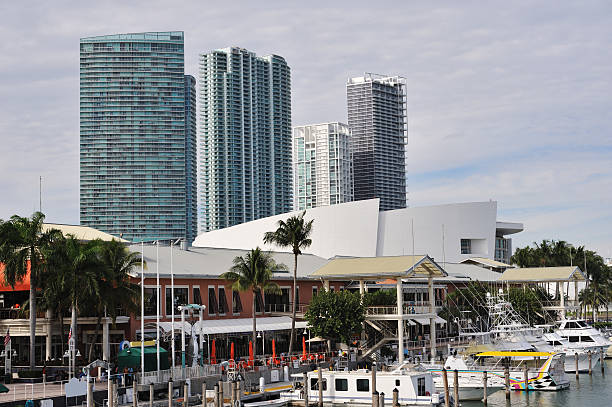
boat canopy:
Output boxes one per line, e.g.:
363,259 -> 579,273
476,351 -> 556,357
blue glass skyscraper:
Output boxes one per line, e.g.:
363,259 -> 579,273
80,32 -> 196,243
199,47 -> 292,232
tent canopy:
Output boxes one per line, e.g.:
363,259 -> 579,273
117,346 -> 169,372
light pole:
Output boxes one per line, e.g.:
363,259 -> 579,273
156,241 -> 160,381
178,304 -> 205,379
140,242 -> 145,376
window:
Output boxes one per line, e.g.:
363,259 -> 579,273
335,379 -> 348,391
144,287 -> 157,316
417,377 -> 426,396
581,336 -> 594,342
395,379 -> 400,387
311,378 -> 327,391
165,288 -> 188,316
208,287 -> 218,315
218,287 -> 228,314
232,291 -> 243,313
568,336 -> 580,342
312,287 -> 318,297
356,379 -> 369,392
460,239 -> 472,255
193,287 -> 202,305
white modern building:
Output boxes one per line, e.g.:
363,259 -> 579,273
193,199 -> 523,264
293,122 -> 353,210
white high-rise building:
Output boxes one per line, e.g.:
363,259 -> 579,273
292,122 -> 353,210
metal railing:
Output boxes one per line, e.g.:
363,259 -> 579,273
138,365 -> 221,384
264,303 -> 308,314
366,303 -> 442,316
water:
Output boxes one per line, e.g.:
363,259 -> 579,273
462,359 -> 612,407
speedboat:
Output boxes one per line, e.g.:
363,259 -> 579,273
281,368 -> 444,406
427,351 -> 569,392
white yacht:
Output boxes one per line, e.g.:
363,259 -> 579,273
554,319 -> 611,370
281,368 -> 443,406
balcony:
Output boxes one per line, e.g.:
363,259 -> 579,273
366,302 -> 443,320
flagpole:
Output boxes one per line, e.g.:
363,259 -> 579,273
171,240 -> 176,372
141,242 -> 145,376
156,241 -> 160,380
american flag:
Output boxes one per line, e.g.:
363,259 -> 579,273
67,327 -> 72,344
4,329 -> 9,346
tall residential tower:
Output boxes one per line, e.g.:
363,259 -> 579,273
292,122 -> 353,210
346,74 -> 407,211
199,47 -> 292,232
80,32 -> 197,243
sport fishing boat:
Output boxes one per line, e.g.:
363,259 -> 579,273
439,351 -> 570,391
280,368 -> 444,406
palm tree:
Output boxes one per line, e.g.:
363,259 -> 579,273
0,212 -> 62,368
46,235 -> 103,368
220,248 -> 282,356
263,212 -> 313,355
88,239 -> 141,361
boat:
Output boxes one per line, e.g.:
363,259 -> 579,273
427,351 -> 569,393
422,356 -> 505,401
280,368 -> 444,406
553,319 -> 611,370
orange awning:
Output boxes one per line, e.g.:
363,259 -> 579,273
0,263 -> 31,292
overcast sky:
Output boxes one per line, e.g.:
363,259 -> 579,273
0,1 -> 611,257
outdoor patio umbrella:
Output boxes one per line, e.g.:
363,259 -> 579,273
302,336 -> 307,360
211,339 -> 217,364
248,340 -> 254,367
230,342 -> 235,361
272,339 -> 277,364
0,384 -> 8,393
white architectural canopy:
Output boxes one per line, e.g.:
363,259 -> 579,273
193,199 -> 523,263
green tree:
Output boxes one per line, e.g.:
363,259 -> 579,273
0,212 -> 62,368
263,212 -> 313,355
220,248 -> 282,356
305,290 -> 365,345
86,239 -> 141,361
362,289 -> 397,307
507,287 -> 550,325
46,235 -> 103,366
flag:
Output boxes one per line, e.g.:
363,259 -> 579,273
4,329 -> 9,346
68,327 -> 72,344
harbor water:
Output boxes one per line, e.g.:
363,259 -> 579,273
463,359 -> 612,407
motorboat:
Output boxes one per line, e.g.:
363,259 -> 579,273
280,368 -> 444,406
436,351 -> 570,391
422,356 -> 505,401
554,319 -> 611,369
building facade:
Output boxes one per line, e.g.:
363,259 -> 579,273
292,122 -> 353,210
80,32 -> 196,243
199,47 -> 292,232
185,75 -> 198,244
346,74 -> 407,211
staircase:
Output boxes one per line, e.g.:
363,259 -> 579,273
360,320 -> 397,361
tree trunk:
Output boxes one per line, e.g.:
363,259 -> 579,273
288,253 -> 298,356
252,290 -> 257,358
29,283 -> 37,368
89,315 -> 102,362
71,301 -> 77,372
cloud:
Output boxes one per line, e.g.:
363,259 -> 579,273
0,0 -> 610,255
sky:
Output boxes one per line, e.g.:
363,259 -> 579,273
0,1 -> 611,257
